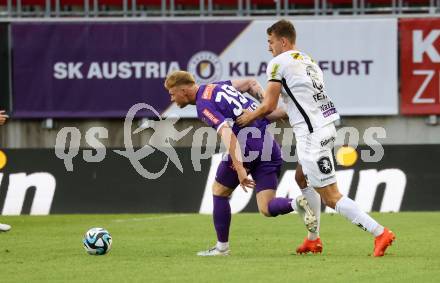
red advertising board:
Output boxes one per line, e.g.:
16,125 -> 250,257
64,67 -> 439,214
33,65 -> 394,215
400,18 -> 440,115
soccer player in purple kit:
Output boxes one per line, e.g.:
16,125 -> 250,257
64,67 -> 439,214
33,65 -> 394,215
164,71 -> 317,256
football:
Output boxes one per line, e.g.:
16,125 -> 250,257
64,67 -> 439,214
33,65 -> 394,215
83,228 -> 112,255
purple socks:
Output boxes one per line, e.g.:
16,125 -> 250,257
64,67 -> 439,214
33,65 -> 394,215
212,196 -> 293,242
213,195 -> 231,243
268,197 -> 294,217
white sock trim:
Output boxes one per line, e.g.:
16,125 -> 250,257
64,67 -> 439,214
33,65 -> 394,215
301,186 -> 321,239
290,199 -> 297,211
216,241 -> 229,251
372,225 -> 385,237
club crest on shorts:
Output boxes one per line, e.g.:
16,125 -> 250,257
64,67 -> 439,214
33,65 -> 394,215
317,156 -> 333,174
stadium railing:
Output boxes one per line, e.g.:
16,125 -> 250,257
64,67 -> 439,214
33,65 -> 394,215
0,0 -> 438,17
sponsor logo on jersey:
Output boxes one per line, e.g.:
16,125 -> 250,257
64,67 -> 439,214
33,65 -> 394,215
270,63 -> 280,80
320,136 -> 335,147
321,176 -> 335,182
317,156 -> 333,174
306,65 -> 324,91
313,92 -> 328,102
323,108 -> 337,118
291,53 -> 303,60
320,101 -> 337,117
202,108 -> 220,125
202,84 -> 215,100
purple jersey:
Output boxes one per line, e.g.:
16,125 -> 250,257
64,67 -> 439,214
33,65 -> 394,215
195,81 -> 269,136
196,81 -> 282,192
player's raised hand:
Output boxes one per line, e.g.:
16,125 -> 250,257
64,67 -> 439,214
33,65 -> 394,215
0,110 -> 9,125
237,166 -> 255,192
236,109 -> 255,127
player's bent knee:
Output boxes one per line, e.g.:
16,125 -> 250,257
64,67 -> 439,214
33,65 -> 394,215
295,170 -> 307,189
324,199 -> 337,209
257,198 -> 272,217
257,200 -> 275,217
316,183 -> 342,209
321,193 -> 342,209
329,194 -> 343,208
256,189 -> 276,217
259,209 -> 272,217
212,181 -> 233,197
258,207 -> 272,217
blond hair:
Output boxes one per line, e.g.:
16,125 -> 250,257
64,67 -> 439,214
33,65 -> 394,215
164,71 -> 196,90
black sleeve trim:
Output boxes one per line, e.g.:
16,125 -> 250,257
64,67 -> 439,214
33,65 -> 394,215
268,79 -> 282,83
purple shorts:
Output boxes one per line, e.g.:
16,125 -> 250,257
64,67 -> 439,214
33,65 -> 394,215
215,139 -> 282,193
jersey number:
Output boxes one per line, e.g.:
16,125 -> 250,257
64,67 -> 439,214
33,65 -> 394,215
215,85 -> 250,116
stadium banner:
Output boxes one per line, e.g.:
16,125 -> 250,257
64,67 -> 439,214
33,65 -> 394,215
0,145 -> 438,215
11,19 -> 398,118
0,23 -> 10,112
400,18 -> 440,115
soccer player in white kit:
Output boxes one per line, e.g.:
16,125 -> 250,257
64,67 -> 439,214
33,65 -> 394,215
237,20 -> 395,257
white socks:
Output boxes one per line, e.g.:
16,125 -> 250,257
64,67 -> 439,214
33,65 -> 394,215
335,196 -> 384,237
301,187 -> 321,240
216,241 -> 229,251
290,198 -> 297,211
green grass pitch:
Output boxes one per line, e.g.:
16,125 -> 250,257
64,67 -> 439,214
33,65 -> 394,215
1,212 -> 439,282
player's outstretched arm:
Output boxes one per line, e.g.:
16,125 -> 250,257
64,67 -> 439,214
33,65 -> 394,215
231,78 -> 264,102
0,110 -> 9,125
217,123 -> 256,191
236,81 -> 282,126
231,79 -> 286,122
265,107 -> 287,122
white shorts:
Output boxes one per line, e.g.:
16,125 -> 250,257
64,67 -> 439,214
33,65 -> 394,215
296,123 -> 337,188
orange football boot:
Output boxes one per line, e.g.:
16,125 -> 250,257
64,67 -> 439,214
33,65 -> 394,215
296,237 -> 323,254
373,228 -> 395,257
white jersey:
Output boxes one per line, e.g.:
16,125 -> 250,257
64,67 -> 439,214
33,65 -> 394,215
267,50 -> 340,136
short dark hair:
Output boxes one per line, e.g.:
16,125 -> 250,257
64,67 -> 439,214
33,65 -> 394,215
267,20 -> 296,44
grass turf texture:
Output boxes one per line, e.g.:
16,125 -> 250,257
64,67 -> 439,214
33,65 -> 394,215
1,212 -> 439,282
